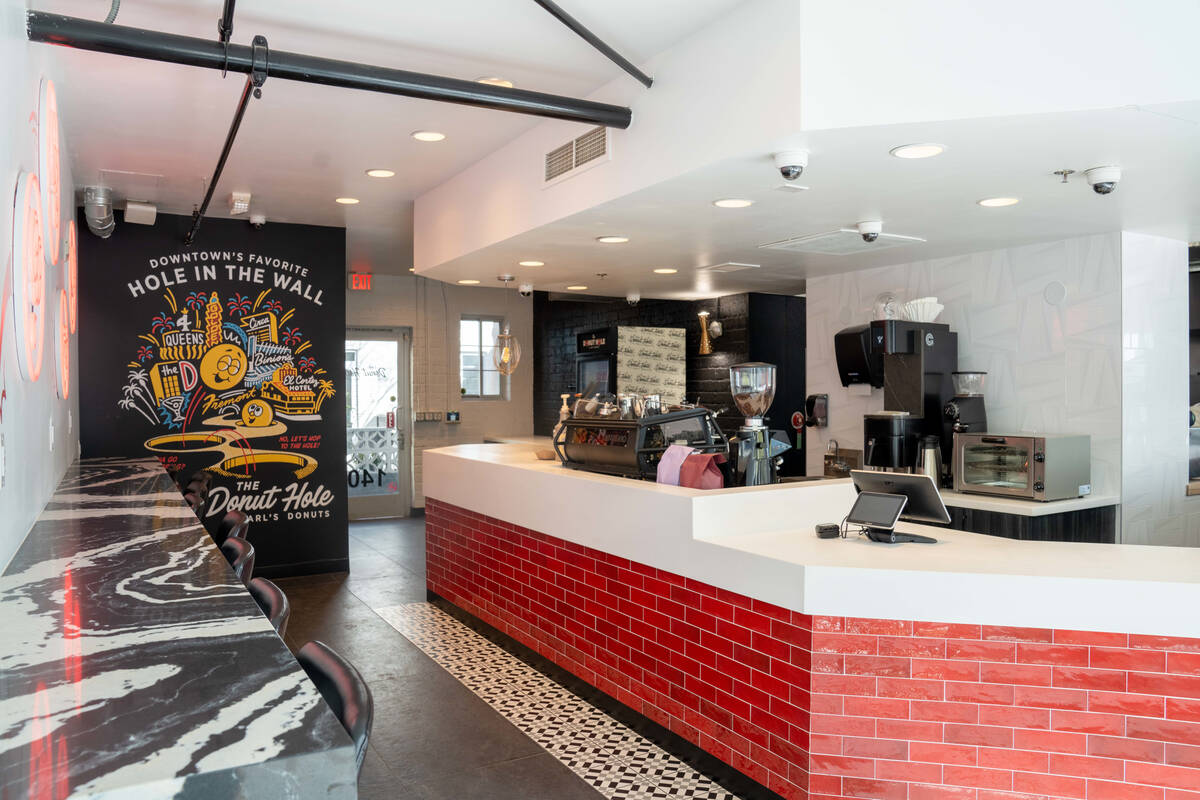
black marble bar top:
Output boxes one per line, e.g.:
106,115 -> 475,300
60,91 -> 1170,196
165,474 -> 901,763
0,458 -> 357,799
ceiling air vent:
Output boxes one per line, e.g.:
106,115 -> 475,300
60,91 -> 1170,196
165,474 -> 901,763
544,126 -> 610,183
699,262 -> 760,273
759,229 -> 925,256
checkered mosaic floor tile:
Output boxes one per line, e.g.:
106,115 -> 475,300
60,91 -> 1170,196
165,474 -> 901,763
375,602 -> 743,800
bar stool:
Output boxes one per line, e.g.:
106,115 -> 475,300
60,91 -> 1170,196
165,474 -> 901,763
184,492 -> 202,513
248,577 -> 290,636
220,536 -> 255,585
296,641 -> 374,775
215,510 -> 249,545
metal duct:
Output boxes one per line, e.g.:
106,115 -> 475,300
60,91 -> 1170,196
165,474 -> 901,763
83,186 -> 115,238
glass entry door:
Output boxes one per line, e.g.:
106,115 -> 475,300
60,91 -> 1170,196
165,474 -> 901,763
345,328 -> 412,519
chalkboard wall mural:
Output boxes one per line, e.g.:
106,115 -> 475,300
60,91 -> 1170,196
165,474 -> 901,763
78,212 -> 347,577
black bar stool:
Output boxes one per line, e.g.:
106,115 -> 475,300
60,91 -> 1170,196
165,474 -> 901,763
296,641 -> 374,775
215,510 -> 249,545
220,536 -> 255,585
248,577 -> 290,636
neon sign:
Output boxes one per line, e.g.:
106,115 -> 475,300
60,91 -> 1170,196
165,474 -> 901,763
12,171 -> 46,382
39,78 -> 61,268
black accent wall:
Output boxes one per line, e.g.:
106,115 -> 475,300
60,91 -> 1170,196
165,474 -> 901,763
532,291 -> 807,474
78,211 -> 348,577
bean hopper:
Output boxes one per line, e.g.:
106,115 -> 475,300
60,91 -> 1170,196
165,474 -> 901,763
729,362 -> 790,486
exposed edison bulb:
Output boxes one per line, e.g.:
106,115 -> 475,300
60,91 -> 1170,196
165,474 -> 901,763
494,329 -> 521,375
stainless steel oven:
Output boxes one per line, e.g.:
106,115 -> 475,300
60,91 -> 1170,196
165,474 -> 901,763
953,433 -> 1091,501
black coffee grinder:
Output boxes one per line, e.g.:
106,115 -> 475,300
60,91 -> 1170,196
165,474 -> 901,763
943,371 -> 988,437
942,371 -> 988,484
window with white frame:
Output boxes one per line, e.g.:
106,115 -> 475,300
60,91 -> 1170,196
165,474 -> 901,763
459,316 -> 504,398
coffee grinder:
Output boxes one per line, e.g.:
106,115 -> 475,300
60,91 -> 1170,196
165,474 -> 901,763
729,362 -> 790,486
942,371 -> 988,483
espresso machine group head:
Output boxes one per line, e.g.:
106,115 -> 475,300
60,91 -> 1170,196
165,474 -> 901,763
729,362 -> 790,486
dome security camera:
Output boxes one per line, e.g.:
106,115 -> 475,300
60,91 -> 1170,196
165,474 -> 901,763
773,149 -> 809,180
626,292 -> 640,306
249,214 -> 266,229
1085,165 -> 1121,195
857,220 -> 883,243
518,283 -> 534,297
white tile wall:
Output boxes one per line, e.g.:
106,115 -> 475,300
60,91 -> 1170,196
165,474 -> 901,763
346,274 -> 533,506
805,234 -> 1124,501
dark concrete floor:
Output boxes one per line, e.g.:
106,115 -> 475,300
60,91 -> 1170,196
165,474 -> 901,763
276,518 -> 603,800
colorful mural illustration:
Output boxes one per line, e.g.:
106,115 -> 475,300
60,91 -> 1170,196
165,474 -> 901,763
118,287 -> 334,479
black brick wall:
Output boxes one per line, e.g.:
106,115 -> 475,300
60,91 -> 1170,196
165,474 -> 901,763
532,292 -> 752,436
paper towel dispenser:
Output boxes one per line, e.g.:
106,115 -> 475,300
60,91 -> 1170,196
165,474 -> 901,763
834,324 -> 885,388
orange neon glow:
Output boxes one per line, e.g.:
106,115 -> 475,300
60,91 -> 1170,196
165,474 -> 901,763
66,220 -> 77,334
40,79 -> 61,266
16,172 -> 46,383
57,289 -> 70,399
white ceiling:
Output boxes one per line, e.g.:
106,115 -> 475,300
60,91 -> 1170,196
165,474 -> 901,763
419,101 -> 1200,299
32,0 -> 743,271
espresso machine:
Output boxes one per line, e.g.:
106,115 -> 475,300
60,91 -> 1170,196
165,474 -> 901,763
835,320 -> 958,478
729,362 -> 790,486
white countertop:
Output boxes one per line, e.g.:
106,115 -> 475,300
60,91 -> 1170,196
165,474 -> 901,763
423,442 -> 1197,637
940,488 -> 1119,516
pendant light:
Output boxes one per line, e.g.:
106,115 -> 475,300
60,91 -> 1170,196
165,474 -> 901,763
494,275 -> 521,375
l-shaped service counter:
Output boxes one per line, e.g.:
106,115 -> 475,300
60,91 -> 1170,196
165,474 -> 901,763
425,441 -> 1200,800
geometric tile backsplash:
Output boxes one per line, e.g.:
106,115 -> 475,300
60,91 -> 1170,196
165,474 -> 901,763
805,233 -> 1124,499
807,231 -> 1195,546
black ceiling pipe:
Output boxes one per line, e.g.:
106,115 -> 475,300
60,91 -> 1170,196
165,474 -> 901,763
26,11 -> 633,129
217,0 -> 236,44
531,0 -> 652,89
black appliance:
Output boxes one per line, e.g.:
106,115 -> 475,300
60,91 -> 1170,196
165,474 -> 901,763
575,327 -> 617,395
553,407 -> 728,480
836,320 -> 959,476
834,324 -> 885,388
864,413 -> 921,470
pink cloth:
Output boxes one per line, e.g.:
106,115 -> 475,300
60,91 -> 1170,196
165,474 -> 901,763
679,452 -> 726,490
656,444 -> 695,486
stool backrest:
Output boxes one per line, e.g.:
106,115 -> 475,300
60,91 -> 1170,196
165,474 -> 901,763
248,577 -> 290,636
216,510 -> 249,545
219,536 -> 255,585
296,641 -> 374,774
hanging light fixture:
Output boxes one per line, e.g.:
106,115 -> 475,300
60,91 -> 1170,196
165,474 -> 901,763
494,275 -> 522,375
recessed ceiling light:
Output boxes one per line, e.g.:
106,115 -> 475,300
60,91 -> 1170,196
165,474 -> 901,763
365,168 -> 395,178
476,77 -> 514,88
890,143 -> 946,159
519,260 -> 544,267
412,130 -> 446,142
977,196 -> 1020,207
566,285 -> 588,291
653,268 -> 678,274
712,198 -> 754,208
457,279 -> 480,285
335,197 -> 359,205
596,236 -> 629,244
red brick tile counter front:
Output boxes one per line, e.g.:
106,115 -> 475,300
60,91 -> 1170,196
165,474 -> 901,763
426,498 -> 1200,800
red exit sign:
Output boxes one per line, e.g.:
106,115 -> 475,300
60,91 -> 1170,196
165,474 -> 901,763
349,272 -> 372,291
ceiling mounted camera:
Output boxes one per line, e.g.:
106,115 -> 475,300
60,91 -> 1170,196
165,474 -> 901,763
249,213 -> 266,229
857,220 -> 883,243
518,283 -> 533,297
1084,165 -> 1121,195
773,149 -> 809,180
626,292 -> 640,306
